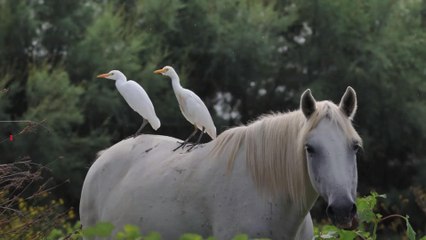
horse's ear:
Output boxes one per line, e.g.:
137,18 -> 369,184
339,86 -> 357,119
300,89 -> 316,118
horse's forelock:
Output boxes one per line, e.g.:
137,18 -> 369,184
304,101 -> 362,147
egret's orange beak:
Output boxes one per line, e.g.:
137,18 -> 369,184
154,68 -> 166,74
97,73 -> 110,78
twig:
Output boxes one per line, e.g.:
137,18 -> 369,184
0,206 -> 23,216
379,214 -> 406,222
0,119 -> 52,133
0,160 -> 75,238
0,119 -> 52,143
63,227 -> 82,240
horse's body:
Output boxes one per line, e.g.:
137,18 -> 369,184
80,87 -> 361,239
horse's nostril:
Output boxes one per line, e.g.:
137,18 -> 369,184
326,202 -> 356,218
326,205 -> 334,217
350,204 -> 357,216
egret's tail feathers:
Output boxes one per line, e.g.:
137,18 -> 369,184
149,117 -> 161,130
207,127 -> 217,139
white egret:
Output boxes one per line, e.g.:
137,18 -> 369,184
97,70 -> 160,136
154,66 -> 216,151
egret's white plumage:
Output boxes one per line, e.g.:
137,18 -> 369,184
154,66 -> 216,149
97,70 -> 160,134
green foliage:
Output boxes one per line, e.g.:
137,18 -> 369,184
25,65 -> 83,131
0,74 -> 11,120
406,216 -> 416,240
179,233 -> 204,240
82,222 -> 115,238
46,221 -> 82,240
116,225 -> 144,240
356,192 -> 385,223
67,3 -> 145,78
0,0 -> 36,68
231,234 -> 249,240
315,192 -> 425,240
32,0 -> 93,63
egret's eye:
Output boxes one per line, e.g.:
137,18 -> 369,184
305,144 -> 315,154
110,73 -> 114,75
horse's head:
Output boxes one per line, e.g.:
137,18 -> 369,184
300,87 -> 361,229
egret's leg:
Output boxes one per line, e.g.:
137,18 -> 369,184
173,126 -> 198,151
186,127 -> 205,152
134,119 -> 148,137
195,128 -> 205,144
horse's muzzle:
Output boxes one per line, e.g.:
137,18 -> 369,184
326,201 -> 358,230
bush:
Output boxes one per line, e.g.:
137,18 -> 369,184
0,160 -> 79,239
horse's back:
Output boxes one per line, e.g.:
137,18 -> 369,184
80,135 -> 181,226
79,134 -> 213,237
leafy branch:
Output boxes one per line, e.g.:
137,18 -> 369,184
315,192 -> 425,240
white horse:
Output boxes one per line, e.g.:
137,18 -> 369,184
80,87 -> 362,239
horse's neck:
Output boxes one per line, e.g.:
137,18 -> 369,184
275,112 -> 319,210
243,112 -> 318,214
223,146 -> 318,237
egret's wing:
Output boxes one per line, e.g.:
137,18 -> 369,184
118,81 -> 154,115
174,89 -> 194,124
175,93 -> 190,122
180,89 -> 216,138
117,81 -> 160,129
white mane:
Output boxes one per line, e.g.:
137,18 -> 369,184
210,101 -> 361,210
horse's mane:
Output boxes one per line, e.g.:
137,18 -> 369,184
210,101 -> 361,210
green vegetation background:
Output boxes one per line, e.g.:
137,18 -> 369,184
0,0 -> 425,238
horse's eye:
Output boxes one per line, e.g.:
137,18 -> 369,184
353,144 -> 361,152
305,144 -> 315,154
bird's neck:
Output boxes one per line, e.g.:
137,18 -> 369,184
170,73 -> 183,92
115,75 -> 127,87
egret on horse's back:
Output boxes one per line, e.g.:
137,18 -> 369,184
80,87 -> 362,239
